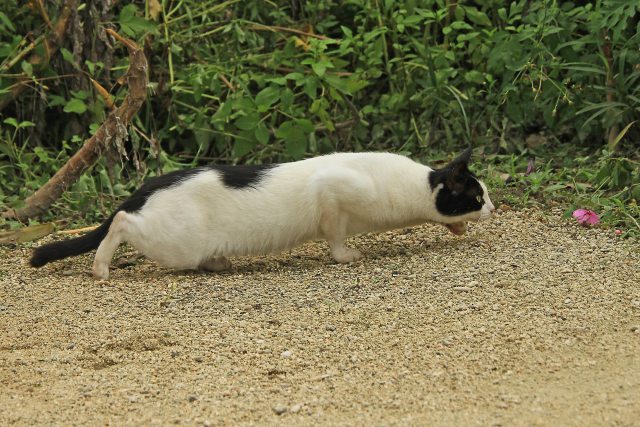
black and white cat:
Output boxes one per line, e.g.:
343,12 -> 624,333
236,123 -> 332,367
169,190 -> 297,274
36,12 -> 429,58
31,148 -> 495,279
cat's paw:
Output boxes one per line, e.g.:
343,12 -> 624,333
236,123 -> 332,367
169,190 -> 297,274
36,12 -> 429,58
445,222 -> 467,236
201,256 -> 232,272
92,262 -> 110,280
331,247 -> 363,263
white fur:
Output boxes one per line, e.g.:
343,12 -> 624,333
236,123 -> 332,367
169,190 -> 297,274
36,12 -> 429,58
92,153 -> 494,279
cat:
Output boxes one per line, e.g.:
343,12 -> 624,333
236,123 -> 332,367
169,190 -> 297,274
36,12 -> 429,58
30,148 -> 495,279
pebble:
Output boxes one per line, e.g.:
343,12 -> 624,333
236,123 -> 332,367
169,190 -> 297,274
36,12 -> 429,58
326,325 -> 336,331
194,356 -> 204,363
453,286 -> 471,292
66,343 -> 75,350
62,270 -> 74,276
281,350 -> 292,358
631,326 -> 640,332
272,404 -> 288,415
290,403 -> 302,413
188,395 -> 197,402
564,298 -> 572,305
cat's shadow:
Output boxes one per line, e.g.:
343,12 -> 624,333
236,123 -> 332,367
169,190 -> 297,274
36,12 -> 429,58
110,228 -> 491,279
199,231 -> 486,277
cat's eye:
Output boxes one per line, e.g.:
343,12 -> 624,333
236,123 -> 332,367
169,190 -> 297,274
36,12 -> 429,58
476,195 -> 483,204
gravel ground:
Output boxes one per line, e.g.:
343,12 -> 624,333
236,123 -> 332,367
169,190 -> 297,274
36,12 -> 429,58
1,207 -> 639,426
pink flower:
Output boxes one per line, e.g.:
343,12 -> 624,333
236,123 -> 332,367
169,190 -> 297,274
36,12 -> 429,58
615,229 -> 622,236
572,209 -> 600,226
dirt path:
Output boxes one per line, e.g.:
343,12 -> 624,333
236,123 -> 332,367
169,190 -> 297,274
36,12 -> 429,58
1,208 -> 639,426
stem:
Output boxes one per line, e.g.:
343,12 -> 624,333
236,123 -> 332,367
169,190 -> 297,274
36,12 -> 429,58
161,1 -> 175,84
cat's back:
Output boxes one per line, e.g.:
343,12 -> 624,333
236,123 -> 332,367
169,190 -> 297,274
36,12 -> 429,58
283,151 -> 421,174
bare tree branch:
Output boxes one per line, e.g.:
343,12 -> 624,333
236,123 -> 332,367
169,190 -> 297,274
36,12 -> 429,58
3,30 -> 148,221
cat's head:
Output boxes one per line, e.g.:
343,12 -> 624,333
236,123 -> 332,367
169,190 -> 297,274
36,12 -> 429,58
429,148 -> 495,223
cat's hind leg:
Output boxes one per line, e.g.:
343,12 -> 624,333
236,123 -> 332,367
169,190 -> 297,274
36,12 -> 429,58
92,211 -> 133,280
199,256 -> 232,272
320,210 -> 362,263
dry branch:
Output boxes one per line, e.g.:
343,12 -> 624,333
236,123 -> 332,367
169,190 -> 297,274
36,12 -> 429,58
218,74 -> 235,92
248,24 -> 329,40
0,0 -> 76,112
57,225 -> 99,235
2,29 -> 148,221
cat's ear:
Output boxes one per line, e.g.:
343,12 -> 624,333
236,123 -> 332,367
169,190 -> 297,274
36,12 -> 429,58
450,147 -> 472,166
444,148 -> 472,194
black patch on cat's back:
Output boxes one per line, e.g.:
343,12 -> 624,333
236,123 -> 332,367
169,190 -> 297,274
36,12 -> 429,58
429,169 -> 484,216
119,168 -> 204,214
118,163 -> 278,214
208,164 -> 278,189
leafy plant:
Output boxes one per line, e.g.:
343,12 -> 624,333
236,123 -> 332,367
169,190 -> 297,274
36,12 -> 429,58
0,0 -> 638,233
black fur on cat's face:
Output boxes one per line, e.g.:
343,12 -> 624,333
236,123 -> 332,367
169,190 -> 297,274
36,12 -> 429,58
428,148 -> 493,219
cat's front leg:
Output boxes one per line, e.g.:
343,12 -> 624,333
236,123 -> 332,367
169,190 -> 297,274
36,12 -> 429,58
320,210 -> 362,263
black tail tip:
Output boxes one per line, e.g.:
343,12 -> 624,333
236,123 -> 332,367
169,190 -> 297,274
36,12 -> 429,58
30,251 -> 47,268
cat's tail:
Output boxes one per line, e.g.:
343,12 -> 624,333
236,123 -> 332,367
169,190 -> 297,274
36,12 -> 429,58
30,213 -> 116,267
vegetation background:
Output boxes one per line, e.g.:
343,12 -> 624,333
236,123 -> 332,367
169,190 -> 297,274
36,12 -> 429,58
0,0 -> 638,235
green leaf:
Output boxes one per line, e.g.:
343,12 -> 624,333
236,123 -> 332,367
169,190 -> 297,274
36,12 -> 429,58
265,77 -> 287,85
193,115 -> 212,149
0,12 -> 16,32
304,77 -> 318,99
255,86 -> 280,112
608,121 -> 636,151
464,6 -> 492,26
233,133 -> 257,158
341,25 -> 353,38
543,183 -> 567,193
119,4 -> 158,36
60,48 -> 78,68
464,70 -> 485,84
70,90 -> 89,100
47,94 -> 66,107
235,113 -> 260,131
312,61 -> 326,77
211,101 -> 232,124
254,125 -> 270,145
3,117 -> 19,128
63,98 -> 87,114
17,120 -> 35,128
311,59 -> 334,77
21,61 -> 32,76
276,119 -> 314,159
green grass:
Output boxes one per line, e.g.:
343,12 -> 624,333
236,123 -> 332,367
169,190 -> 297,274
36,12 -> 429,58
479,146 -> 639,238
2,143 -> 637,239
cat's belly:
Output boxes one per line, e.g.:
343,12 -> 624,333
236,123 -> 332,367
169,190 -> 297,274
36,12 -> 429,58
345,212 -> 426,236
124,210 -> 320,268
